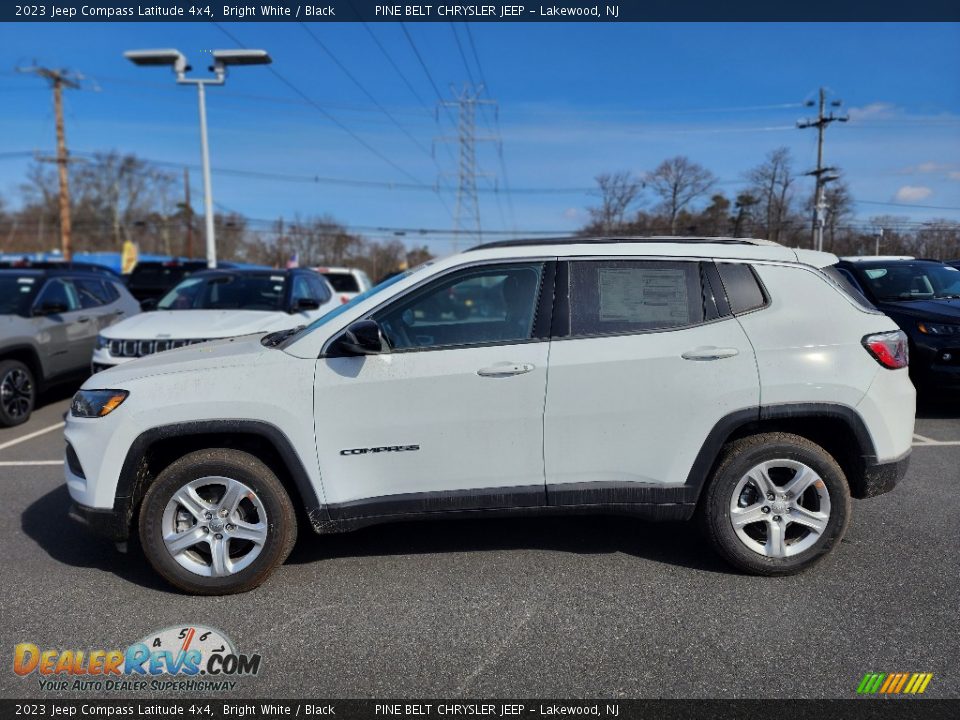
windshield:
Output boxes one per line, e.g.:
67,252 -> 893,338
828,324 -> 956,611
158,273 -> 288,311
0,275 -> 41,316
128,264 -> 190,289
854,263 -> 960,301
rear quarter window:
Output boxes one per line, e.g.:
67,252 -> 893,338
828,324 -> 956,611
823,266 -> 878,311
716,262 -> 767,314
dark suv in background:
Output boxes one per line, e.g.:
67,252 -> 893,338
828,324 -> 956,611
836,257 -> 960,392
124,260 -> 233,304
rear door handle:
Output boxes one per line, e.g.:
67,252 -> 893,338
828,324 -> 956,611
77,316 -> 91,324
681,346 -> 739,361
477,362 -> 535,377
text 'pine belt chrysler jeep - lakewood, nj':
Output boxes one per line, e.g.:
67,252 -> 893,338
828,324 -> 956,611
65,237 -> 915,595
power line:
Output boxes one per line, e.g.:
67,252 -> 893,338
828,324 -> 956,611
212,22 -> 425,187
449,24 -> 477,88
354,19 -> 430,111
298,23 -> 433,159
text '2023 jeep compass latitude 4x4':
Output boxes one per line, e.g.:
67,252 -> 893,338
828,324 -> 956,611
65,238 -> 915,594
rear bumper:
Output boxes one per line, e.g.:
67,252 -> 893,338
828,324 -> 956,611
851,449 -> 911,499
68,501 -> 127,542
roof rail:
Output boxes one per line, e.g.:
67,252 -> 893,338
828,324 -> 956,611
467,236 -> 778,251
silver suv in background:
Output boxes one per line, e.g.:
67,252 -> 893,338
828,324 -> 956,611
0,267 -> 140,426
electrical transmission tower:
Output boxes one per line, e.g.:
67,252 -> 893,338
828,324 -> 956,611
797,87 -> 848,252
437,84 -> 498,252
18,65 -> 87,261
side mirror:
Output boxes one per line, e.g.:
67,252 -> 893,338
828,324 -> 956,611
33,301 -> 69,317
291,297 -> 321,313
140,298 -> 158,311
327,319 -> 387,357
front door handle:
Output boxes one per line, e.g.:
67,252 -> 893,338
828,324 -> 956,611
477,362 -> 535,377
77,316 -> 91,324
681,346 -> 739,361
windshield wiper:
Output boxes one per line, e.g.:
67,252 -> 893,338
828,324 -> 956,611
261,326 -> 304,347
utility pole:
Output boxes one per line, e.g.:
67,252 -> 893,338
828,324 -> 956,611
19,65 -> 83,261
798,88 -> 848,252
437,84 -> 498,252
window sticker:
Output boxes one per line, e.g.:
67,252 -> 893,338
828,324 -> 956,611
598,267 -> 690,324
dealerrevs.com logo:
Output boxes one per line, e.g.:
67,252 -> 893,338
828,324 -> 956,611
13,625 -> 261,692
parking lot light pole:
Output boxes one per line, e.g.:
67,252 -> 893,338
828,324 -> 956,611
123,48 -> 271,269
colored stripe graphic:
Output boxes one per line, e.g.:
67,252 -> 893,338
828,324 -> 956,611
858,672 -> 933,694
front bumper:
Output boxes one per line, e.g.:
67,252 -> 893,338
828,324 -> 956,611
68,501 -> 128,542
910,338 -> 960,390
851,449 -> 911,499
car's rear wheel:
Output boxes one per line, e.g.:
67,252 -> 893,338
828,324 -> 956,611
699,432 -> 851,575
0,360 -> 36,428
139,448 -> 297,595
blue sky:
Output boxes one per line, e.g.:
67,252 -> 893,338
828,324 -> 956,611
1,21 -> 958,254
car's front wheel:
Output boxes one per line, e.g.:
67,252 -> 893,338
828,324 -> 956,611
139,448 -> 298,595
699,432 -> 851,575
0,359 -> 36,428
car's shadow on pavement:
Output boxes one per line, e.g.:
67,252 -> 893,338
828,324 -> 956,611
287,513 -> 732,574
21,485 -> 174,593
24,488 -> 730,588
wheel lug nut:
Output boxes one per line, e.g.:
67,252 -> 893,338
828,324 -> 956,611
201,527 -> 209,533
219,509 -> 229,517
215,533 -> 223,540
761,506 -> 770,514
766,493 -> 774,501
204,512 -> 212,520
226,524 -> 234,531
773,515 -> 782,522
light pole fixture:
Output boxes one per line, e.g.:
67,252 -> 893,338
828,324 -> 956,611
124,48 -> 271,268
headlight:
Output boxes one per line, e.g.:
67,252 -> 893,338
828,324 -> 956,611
917,322 -> 960,336
70,390 -> 129,418
96,334 -> 109,350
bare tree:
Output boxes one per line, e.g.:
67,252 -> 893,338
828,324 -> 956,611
587,171 -> 643,234
646,157 -> 716,235
746,147 -> 796,242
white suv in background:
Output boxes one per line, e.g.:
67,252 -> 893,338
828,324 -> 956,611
66,238 -> 914,594
315,266 -> 373,305
91,268 -> 338,371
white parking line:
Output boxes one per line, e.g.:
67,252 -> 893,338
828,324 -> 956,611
0,461 -> 64,466
0,422 -> 65,452
913,433 -> 960,446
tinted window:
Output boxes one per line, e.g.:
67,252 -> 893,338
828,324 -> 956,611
716,262 -> 766,314
75,278 -> 111,309
0,274 -> 41,316
35,279 -> 80,312
568,260 -> 704,336
157,273 -> 287,311
374,263 -> 544,351
128,264 -> 190,289
306,274 -> 331,303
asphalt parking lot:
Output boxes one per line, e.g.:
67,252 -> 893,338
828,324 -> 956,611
1,387 -> 958,700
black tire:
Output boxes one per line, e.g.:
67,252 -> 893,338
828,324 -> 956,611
139,448 -> 297,595
698,432 -> 851,576
0,359 -> 36,428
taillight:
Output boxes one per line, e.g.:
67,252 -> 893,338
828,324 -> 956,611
862,330 -> 909,369
340,295 -> 350,304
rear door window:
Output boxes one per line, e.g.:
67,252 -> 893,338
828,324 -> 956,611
567,260 -> 705,336
323,272 -> 360,293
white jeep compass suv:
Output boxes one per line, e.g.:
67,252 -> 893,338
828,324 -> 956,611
65,238 -> 914,594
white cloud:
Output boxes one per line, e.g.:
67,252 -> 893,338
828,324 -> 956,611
894,186 -> 933,202
949,171 -> 960,181
563,207 -> 580,220
847,102 -> 897,122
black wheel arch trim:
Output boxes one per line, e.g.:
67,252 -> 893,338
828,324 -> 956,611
682,402 -> 880,501
110,419 -> 326,540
